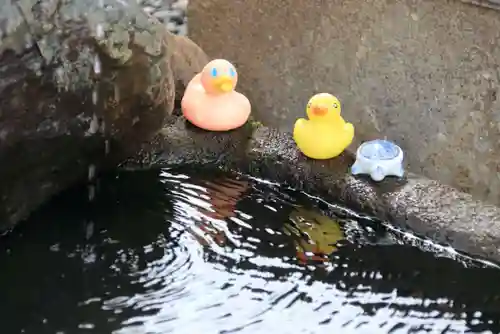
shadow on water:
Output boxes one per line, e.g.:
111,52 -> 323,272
1,166 -> 500,333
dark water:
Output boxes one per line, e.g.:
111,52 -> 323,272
1,166 -> 500,334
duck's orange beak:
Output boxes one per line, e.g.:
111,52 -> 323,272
213,75 -> 234,93
312,105 -> 328,117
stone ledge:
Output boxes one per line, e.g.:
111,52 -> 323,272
125,116 -> 500,263
462,0 -> 500,11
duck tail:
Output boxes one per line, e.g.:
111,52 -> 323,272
344,122 -> 355,145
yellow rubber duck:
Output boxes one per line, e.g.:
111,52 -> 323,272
293,93 -> 355,159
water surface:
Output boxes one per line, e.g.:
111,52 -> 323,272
1,166 -> 500,334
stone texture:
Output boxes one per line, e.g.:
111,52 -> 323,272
170,35 -> 210,106
187,0 -> 500,205
0,0 -> 208,231
125,116 -> 500,264
138,0 -> 188,36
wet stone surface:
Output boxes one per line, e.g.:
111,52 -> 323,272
0,0 -> 206,231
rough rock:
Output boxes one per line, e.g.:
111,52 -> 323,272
187,0 -> 500,205
170,35 -> 209,106
124,117 -> 500,264
0,0 -> 207,231
137,0 -> 188,36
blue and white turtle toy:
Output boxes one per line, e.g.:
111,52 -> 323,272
351,139 -> 404,182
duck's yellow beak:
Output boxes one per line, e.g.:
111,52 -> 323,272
213,75 -> 234,93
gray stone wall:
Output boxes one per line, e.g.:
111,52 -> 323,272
188,0 -> 500,205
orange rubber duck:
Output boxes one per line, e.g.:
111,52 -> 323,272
181,59 -> 251,131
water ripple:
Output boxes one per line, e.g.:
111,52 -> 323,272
0,166 -> 499,333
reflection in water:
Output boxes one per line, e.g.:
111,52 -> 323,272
190,177 -> 249,247
0,166 -> 499,333
285,207 -> 344,264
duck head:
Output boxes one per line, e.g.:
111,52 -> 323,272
201,59 -> 238,95
306,93 -> 342,122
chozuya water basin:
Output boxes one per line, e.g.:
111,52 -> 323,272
0,166 -> 499,333
351,139 -> 405,182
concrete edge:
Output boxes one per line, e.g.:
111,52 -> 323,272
124,116 -> 500,263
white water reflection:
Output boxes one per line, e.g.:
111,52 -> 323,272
100,170 -> 491,334
0,167 -> 497,334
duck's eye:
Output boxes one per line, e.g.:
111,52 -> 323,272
333,103 -> 338,108
307,103 -> 312,108
211,68 -> 218,77
229,68 -> 236,77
